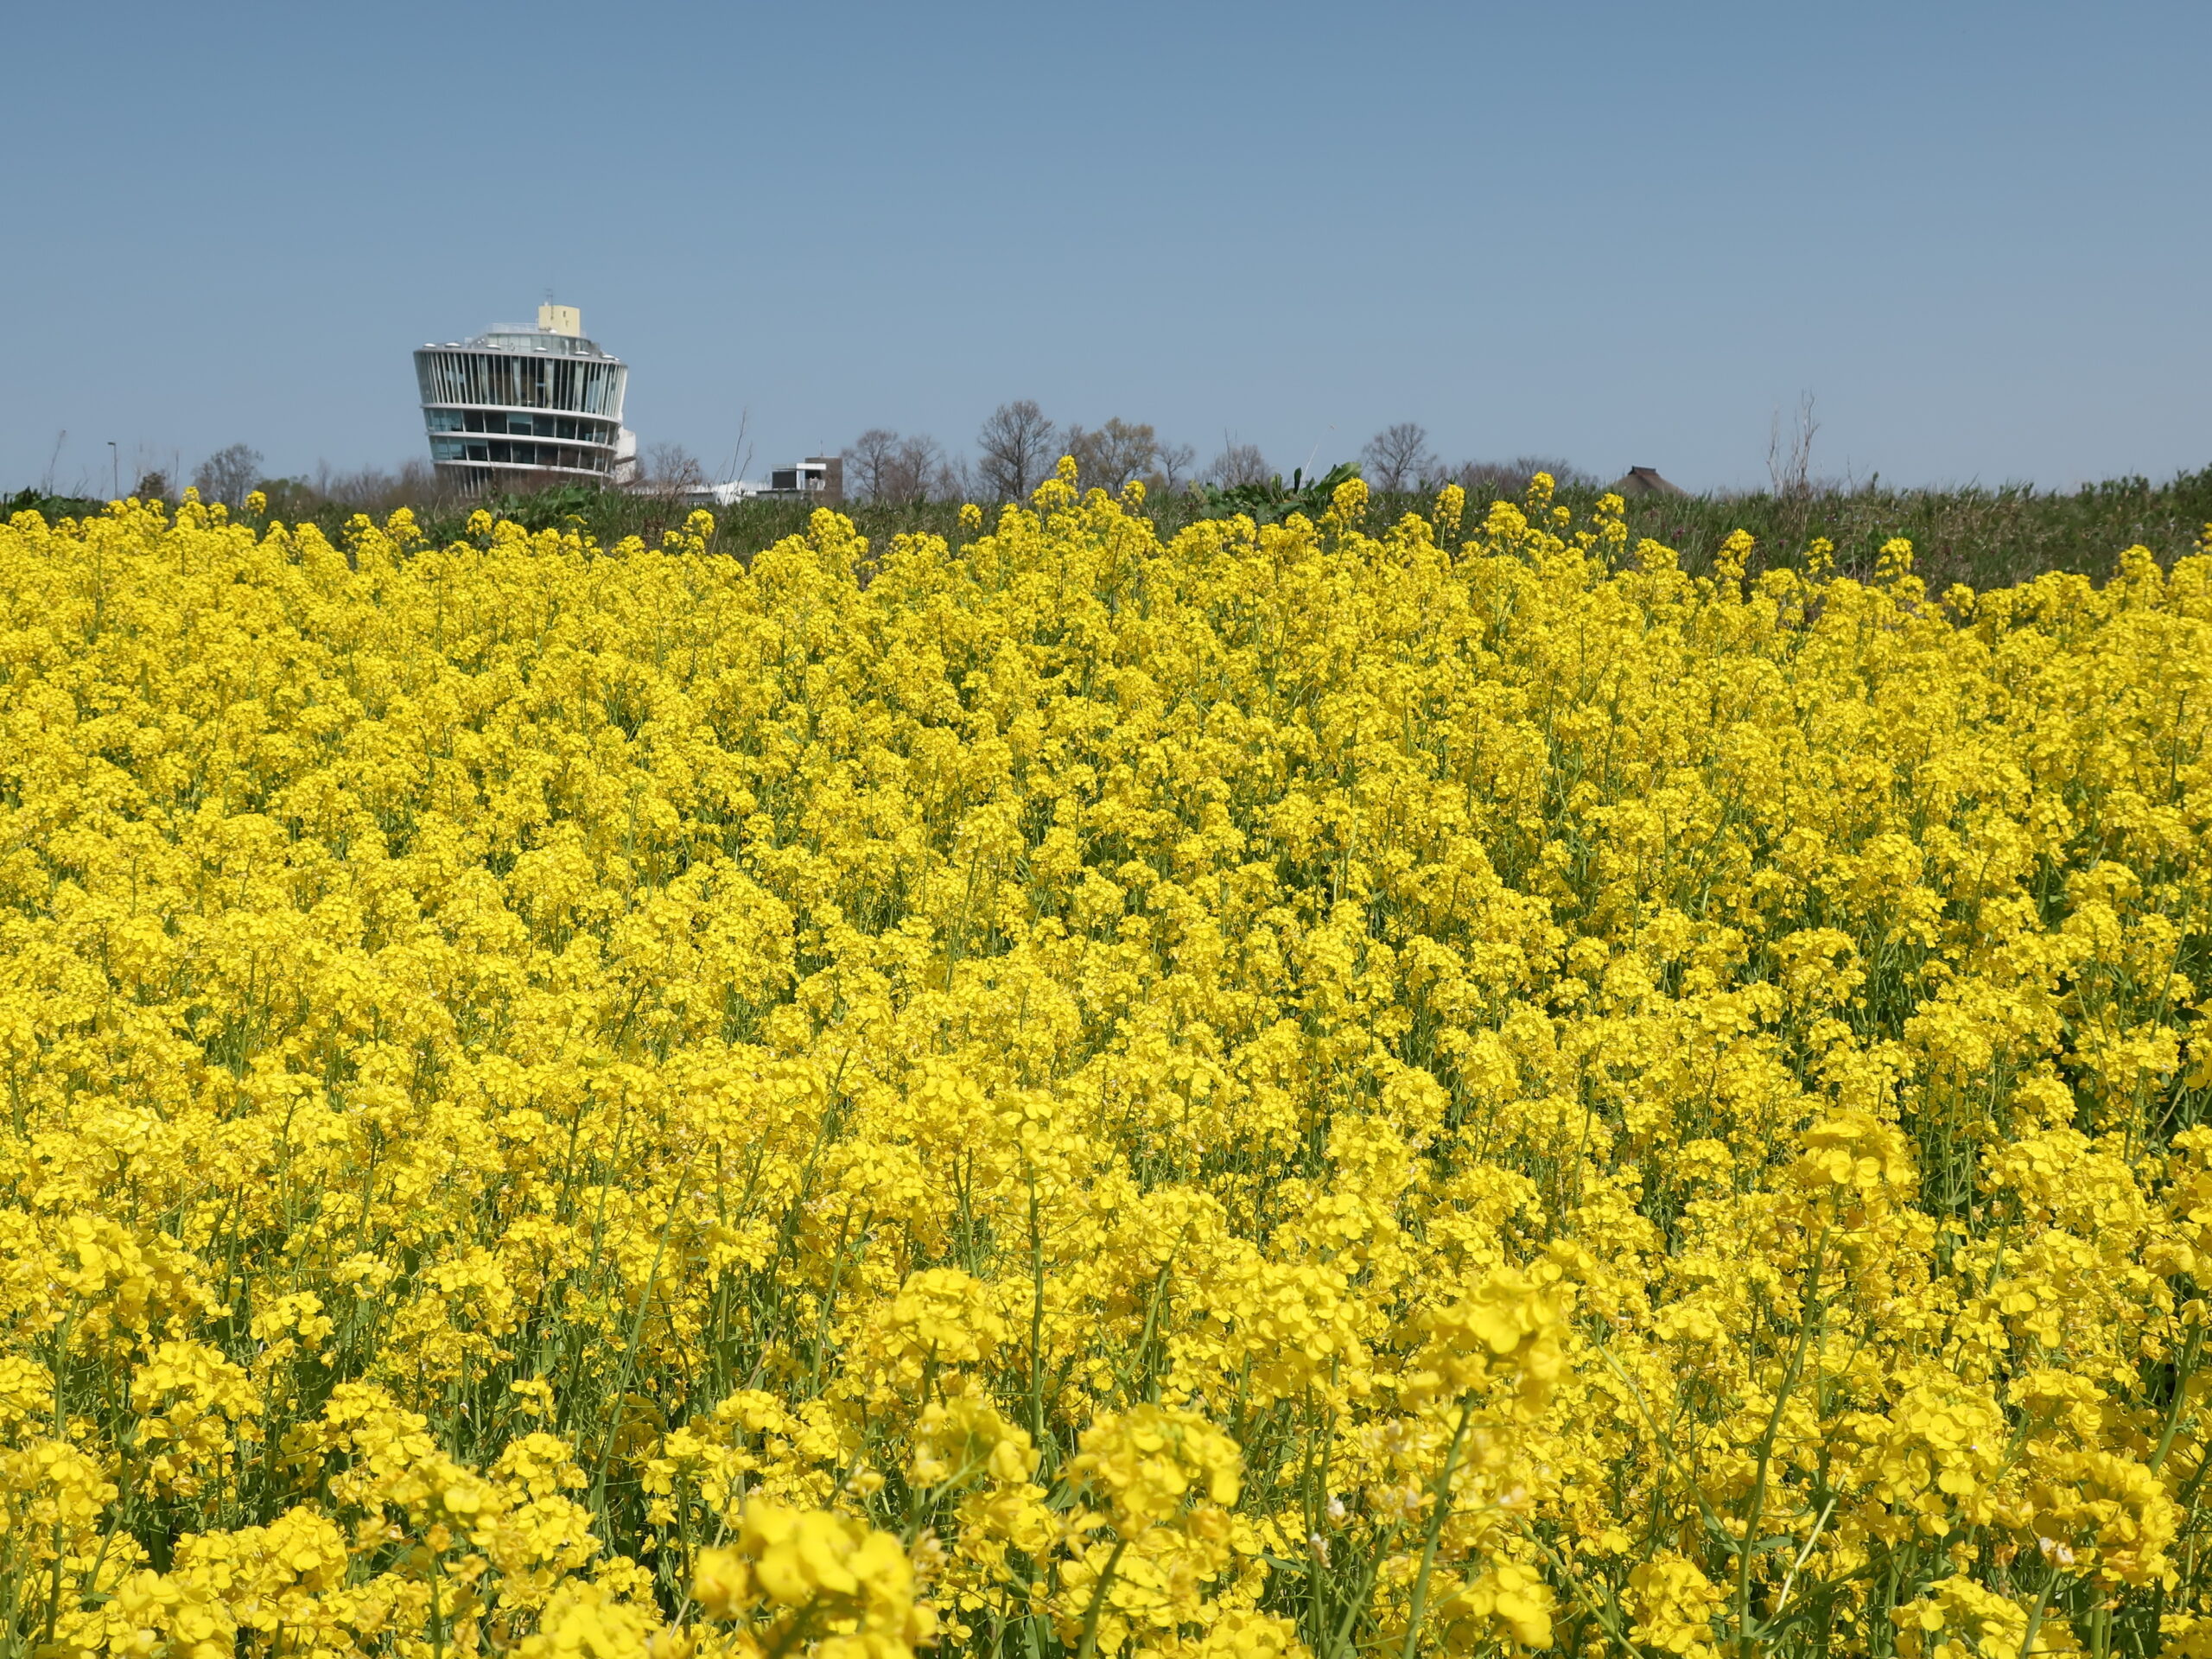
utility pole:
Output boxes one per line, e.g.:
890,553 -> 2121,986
107,442 -> 118,499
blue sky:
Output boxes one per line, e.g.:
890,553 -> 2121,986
7,0 -> 2208,494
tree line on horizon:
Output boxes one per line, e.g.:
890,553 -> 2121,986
52,411 -> 1587,517
830,404 -> 1589,506
38,395 -> 1852,513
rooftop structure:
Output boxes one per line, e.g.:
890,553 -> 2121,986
415,304 -> 637,490
1611,466 -> 1688,498
772,456 -> 842,499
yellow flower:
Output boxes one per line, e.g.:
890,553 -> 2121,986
695,1501 -> 933,1659
0,467 -> 2206,1657
1071,1404 -> 1243,1529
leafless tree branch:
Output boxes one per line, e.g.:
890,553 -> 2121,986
1363,423 -> 1437,491
976,400 -> 1058,500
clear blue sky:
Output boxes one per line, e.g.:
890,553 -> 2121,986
8,0 -> 2209,495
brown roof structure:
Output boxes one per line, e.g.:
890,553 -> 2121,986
1611,466 -> 1688,498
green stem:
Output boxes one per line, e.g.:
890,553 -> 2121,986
1027,1177 -> 1047,1444
590,1169 -> 690,1507
1400,1395 -> 1476,1659
2018,1569 -> 2057,1659
1074,1537 -> 1129,1659
1738,1224 -> 1826,1657
2152,1322 -> 2205,1474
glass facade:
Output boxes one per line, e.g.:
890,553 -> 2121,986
415,320 -> 630,490
429,438 -> 605,471
423,409 -> 620,443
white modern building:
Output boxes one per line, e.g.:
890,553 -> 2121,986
680,456 -> 844,507
770,456 -> 842,499
415,304 -> 636,490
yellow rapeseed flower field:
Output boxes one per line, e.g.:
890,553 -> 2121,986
1,463 -> 2208,1659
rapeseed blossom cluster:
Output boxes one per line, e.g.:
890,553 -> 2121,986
0,461 -> 2208,1656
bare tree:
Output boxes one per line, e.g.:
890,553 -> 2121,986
312,459 -> 381,505
975,400 -> 1058,499
1363,423 -> 1437,491
279,456 -> 459,516
1205,439 -> 1271,488
1768,391 -> 1819,499
193,443 -> 264,508
394,457 -> 441,503
930,451 -> 974,503
848,429 -> 960,503
847,429 -> 904,501
715,408 -> 755,502
1449,455 -> 1591,497
1151,441 -> 1198,492
644,442 -> 709,498
1064,417 -> 1157,492
880,434 -> 948,504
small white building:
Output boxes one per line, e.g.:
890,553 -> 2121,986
680,456 -> 843,507
768,456 -> 842,499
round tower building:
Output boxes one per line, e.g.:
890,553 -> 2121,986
415,304 -> 635,490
